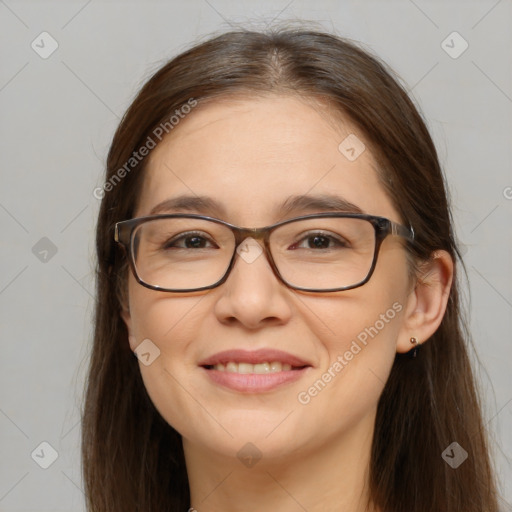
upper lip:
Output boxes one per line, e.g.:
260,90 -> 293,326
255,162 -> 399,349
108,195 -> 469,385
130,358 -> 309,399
198,349 -> 311,368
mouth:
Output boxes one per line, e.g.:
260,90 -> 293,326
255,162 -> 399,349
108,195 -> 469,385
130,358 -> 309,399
203,361 -> 305,373
198,349 -> 312,392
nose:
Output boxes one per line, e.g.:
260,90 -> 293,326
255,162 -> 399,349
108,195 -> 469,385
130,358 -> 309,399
213,237 -> 293,329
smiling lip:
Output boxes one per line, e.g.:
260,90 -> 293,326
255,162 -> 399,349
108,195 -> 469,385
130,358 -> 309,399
198,349 -> 312,393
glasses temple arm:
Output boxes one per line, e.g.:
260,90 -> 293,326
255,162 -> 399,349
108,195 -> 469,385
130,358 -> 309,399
390,220 -> 415,241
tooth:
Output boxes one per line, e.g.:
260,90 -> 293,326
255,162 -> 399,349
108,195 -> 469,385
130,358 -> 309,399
270,361 -> 283,372
253,363 -> 271,374
238,363 -> 253,374
226,362 -> 238,373
213,361 -> 295,373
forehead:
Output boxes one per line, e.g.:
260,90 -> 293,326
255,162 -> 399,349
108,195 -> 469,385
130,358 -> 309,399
137,94 -> 398,225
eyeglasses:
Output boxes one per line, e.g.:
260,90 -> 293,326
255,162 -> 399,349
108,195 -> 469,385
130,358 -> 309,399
114,213 -> 414,293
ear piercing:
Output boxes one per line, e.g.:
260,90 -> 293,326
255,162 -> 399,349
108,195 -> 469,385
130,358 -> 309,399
409,336 -> 419,358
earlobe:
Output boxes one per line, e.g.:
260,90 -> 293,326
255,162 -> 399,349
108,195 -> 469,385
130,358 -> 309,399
396,250 -> 454,353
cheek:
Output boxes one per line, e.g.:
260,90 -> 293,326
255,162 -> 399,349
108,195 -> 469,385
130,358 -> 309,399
128,292 -> 204,380
127,276 -> 204,347
296,295 -> 403,414
126,285 -> 211,433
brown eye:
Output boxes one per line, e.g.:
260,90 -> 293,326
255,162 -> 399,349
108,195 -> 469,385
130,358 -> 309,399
163,232 -> 217,250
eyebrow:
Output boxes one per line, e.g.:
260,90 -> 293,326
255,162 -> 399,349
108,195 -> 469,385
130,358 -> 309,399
148,193 -> 364,217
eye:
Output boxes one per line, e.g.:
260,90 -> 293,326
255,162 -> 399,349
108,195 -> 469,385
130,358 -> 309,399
162,231 -> 218,249
291,231 -> 350,250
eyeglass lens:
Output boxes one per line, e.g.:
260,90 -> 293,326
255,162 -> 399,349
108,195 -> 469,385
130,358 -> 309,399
130,216 -> 377,291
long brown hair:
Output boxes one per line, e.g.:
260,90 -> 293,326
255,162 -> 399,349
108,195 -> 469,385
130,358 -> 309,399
82,28 -> 499,511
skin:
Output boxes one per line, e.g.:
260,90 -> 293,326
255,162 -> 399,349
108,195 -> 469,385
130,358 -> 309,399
121,94 -> 453,512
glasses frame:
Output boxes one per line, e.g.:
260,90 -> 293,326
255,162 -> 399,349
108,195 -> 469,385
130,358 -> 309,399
114,212 -> 415,293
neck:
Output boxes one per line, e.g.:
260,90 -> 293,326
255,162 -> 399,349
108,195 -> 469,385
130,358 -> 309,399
183,412 -> 379,512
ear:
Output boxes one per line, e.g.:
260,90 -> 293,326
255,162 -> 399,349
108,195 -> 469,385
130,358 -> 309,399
120,305 -> 138,352
396,250 -> 454,353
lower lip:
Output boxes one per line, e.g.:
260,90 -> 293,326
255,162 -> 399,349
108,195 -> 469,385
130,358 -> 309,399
201,367 -> 310,392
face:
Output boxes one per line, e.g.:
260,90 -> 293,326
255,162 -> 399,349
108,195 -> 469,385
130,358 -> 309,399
122,94 -> 414,464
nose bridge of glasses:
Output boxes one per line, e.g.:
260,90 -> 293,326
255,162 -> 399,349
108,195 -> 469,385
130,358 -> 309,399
233,226 -> 268,248
229,226 -> 275,274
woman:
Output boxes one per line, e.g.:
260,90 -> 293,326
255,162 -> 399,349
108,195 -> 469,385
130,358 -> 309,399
82,28 -> 500,511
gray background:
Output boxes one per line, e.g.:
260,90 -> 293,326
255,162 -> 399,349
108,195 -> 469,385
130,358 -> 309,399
0,0 -> 511,510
